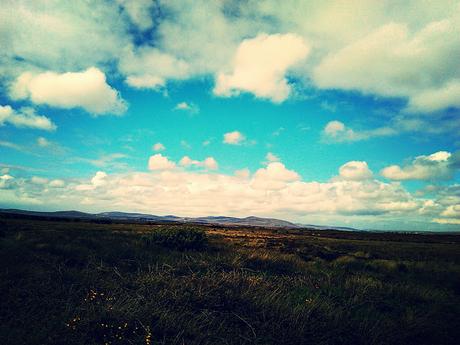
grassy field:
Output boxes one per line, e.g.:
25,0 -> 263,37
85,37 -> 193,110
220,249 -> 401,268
1,216 -> 459,345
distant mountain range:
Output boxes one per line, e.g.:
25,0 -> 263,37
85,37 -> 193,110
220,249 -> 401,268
0,208 -> 357,231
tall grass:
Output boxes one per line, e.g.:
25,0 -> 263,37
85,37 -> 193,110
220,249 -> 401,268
0,217 -> 459,344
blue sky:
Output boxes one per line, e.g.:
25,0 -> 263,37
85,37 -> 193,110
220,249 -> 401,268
1,1 -> 460,230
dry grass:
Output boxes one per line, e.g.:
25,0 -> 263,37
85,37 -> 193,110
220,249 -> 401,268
1,217 -> 459,344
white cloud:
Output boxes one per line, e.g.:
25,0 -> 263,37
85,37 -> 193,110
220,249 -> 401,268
120,47 -> 190,89
179,156 -> 219,170
313,18 -> 460,112
10,148 -> 460,228
10,68 -> 127,115
381,151 -> 455,181
156,0 -> 249,78
339,161 -> 373,181
0,140 -> 24,152
1,0 -> 459,116
36,137 -> 50,147
0,1 -> 130,78
49,179 -> 65,188
235,168 -> 250,179
432,218 -> 460,225
31,176 -> 49,185
174,102 -> 199,114
76,171 -> 108,191
323,120 -> 396,142
179,156 -> 218,170
0,105 -> 56,131
434,204 -> 460,224
125,75 -> 165,89
152,143 -> 165,152
223,131 -> 245,145
179,156 -> 199,167
214,33 -> 309,102
324,120 -> 346,137
0,174 -> 14,189
7,158 -> 432,228
203,157 -> 218,170
2,0 -> 459,115
407,81 -> 460,113
148,154 -> 176,171
79,153 -> 127,169
91,171 -> 108,187
116,0 -> 155,31
440,205 -> 460,218
266,152 -> 280,163
252,162 -> 300,190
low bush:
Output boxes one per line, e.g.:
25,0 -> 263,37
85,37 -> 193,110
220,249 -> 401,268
142,226 -> 207,250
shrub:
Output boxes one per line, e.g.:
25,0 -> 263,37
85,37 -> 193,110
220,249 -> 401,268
142,226 -> 207,250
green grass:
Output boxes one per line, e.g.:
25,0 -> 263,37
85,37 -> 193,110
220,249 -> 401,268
0,217 -> 459,344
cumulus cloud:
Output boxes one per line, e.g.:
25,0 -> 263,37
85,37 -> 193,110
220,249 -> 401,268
2,0 -> 460,113
339,161 -> 373,181
381,151 -> 456,181
7,150 -> 460,228
440,205 -> 460,218
119,47 -> 190,89
5,158 -> 432,228
148,154 -> 176,171
91,171 -> 108,187
179,156 -> 218,170
31,176 -> 48,185
75,171 -> 108,191
252,162 -> 300,190
203,157 -> 218,170
266,152 -> 280,163
0,174 -> 14,189
214,33 -> 309,102
223,131 -> 245,145
0,105 -> 56,131
152,143 -> 165,152
10,68 -> 127,115
0,1 -> 130,78
407,81 -> 460,113
433,203 -> 460,225
155,0 -> 249,78
174,102 -> 199,114
323,120 -> 396,142
313,19 -> 460,112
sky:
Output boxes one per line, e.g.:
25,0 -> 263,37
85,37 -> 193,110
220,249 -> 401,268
1,0 -> 460,231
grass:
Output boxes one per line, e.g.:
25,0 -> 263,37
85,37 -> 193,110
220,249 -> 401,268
142,226 -> 207,250
0,216 -> 459,344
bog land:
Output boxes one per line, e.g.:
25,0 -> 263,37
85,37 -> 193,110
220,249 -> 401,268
1,214 -> 459,344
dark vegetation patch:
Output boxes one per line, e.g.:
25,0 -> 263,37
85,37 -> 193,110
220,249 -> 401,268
142,226 -> 207,250
0,217 -> 459,344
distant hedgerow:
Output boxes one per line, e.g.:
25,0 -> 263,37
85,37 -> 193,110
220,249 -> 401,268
142,226 -> 207,250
